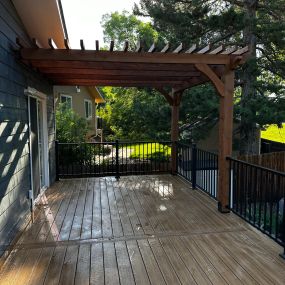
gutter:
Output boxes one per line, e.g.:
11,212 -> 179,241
57,0 -> 68,39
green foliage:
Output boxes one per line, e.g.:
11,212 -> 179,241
98,87 -> 171,140
179,84 -> 219,141
129,143 -> 171,162
101,10 -> 161,50
135,0 -> 285,153
100,12 -> 222,142
56,103 -> 89,143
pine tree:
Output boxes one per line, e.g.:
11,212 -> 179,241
135,0 -> 285,154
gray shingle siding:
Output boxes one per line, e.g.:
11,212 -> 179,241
0,0 -> 56,255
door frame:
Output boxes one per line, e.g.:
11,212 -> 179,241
26,87 -> 50,202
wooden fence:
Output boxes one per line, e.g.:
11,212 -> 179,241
238,151 -> 285,173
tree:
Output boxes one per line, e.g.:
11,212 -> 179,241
135,0 -> 285,154
101,11 -> 161,50
98,87 -> 171,140
100,11 -> 222,143
56,103 -> 89,143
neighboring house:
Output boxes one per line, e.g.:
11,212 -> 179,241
54,86 -> 105,140
0,0 -> 66,255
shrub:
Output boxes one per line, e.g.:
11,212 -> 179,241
56,103 -> 89,143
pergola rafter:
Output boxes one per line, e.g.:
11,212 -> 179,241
16,37 -> 249,213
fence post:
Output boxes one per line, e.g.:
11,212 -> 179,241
55,140 -> 59,181
115,140 -> 120,180
191,143 -> 197,189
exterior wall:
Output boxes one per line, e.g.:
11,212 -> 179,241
0,0 -> 56,255
54,86 -> 97,137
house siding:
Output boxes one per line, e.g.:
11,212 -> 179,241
0,0 -> 56,255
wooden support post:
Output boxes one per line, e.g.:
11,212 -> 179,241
171,90 -> 183,174
156,88 -> 183,174
218,67 -> 234,213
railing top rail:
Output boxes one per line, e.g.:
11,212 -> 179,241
117,140 -> 172,144
176,142 -> 193,147
57,141 -> 172,145
176,142 -> 218,156
196,148 -> 218,157
227,156 -> 285,177
57,142 -> 116,145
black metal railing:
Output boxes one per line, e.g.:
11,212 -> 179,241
56,140 -> 172,178
228,157 -> 285,255
177,142 -> 218,199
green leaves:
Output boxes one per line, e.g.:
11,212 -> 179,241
101,11 -> 159,50
135,0 -> 285,153
98,87 -> 171,141
56,103 -> 89,143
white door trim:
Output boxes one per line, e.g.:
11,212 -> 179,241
25,87 -> 50,197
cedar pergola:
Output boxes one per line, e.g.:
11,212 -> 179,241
17,38 -> 248,213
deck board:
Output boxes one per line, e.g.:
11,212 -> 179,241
0,174 -> 284,285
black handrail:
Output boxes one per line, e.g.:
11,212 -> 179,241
227,157 -> 285,258
176,142 -> 218,199
56,141 -> 172,178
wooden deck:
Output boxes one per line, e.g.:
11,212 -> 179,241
0,175 -> 284,285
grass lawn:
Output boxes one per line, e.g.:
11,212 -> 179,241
129,143 -> 171,161
261,123 -> 285,143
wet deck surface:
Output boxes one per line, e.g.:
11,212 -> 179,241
0,175 -> 284,284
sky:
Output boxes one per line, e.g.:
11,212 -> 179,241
61,0 -> 143,49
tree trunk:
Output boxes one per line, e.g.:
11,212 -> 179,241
239,0 -> 260,155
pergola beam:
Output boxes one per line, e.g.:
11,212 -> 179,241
155,88 -> 174,105
195,63 -> 225,97
54,79 -> 186,88
20,49 -> 232,65
40,68 -> 201,77
48,74 -> 202,82
28,60 -> 225,72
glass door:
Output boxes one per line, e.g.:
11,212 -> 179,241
29,96 -> 45,198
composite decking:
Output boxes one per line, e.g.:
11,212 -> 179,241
0,175 -> 284,285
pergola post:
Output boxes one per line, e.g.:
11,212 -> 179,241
195,63 -> 235,213
171,94 -> 180,174
218,67 -> 234,213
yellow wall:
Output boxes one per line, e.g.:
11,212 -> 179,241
54,86 -> 97,137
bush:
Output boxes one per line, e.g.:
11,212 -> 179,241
56,103 -> 89,143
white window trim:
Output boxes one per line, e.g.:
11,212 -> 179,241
84,99 -> 92,120
60,94 -> 73,108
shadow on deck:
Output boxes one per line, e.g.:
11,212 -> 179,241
0,175 -> 284,284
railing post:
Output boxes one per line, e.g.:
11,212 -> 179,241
280,205 -> 285,260
191,143 -> 197,189
171,141 -> 178,175
55,140 -> 59,181
115,140 -> 120,180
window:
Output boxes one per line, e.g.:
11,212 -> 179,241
84,99 -> 92,119
60,94 -> 72,109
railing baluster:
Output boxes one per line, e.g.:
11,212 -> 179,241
227,157 -> 285,258
191,144 -> 197,189
115,140 -> 119,179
